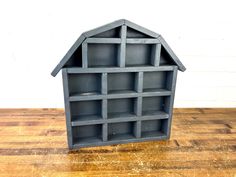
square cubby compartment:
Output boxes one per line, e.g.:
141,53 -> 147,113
88,44 -> 119,67
68,73 -> 101,96
142,96 -> 169,116
73,124 -> 102,144
126,44 -> 155,67
108,122 -> 136,141
108,72 -> 137,94
143,71 -> 173,92
108,98 -> 137,119
70,100 -> 102,121
141,119 -> 168,138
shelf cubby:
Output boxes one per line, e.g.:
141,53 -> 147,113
107,98 -> 137,119
143,71 -> 173,93
87,44 -> 119,67
70,100 -> 102,121
107,72 -> 138,94
141,119 -> 168,138
142,96 -> 169,116
108,121 -> 136,141
73,124 -> 103,144
68,73 -> 101,96
125,44 -> 156,67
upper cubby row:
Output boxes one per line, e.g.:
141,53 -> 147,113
65,43 -> 175,68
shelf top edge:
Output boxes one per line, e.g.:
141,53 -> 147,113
66,66 -> 178,74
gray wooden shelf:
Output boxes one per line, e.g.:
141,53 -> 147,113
51,19 -> 186,149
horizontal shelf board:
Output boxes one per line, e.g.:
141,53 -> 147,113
72,134 -> 168,148
70,92 -> 100,97
69,92 -> 138,101
85,38 -> 121,43
72,114 -> 102,122
108,133 -> 135,141
142,110 -> 168,117
108,112 -> 136,119
142,89 -> 172,97
126,38 -> 160,44
69,90 -> 172,102
67,66 -> 177,74
141,131 -> 166,138
71,113 -> 169,126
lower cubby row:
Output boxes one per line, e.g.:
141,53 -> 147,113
72,119 -> 168,145
71,96 -> 170,121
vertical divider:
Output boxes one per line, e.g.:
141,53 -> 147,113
135,72 -> 143,93
134,120 -> 141,138
82,42 -> 88,68
134,96 -> 142,138
134,97 -> 142,116
102,123 -> 108,141
118,25 -> 127,67
62,69 -> 73,149
151,43 -> 161,66
102,73 -> 108,94
102,99 -> 107,119
164,67 -> 178,138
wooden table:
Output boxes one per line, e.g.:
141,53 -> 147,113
0,108 -> 235,176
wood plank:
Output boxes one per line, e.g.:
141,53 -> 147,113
85,38 -> 121,43
118,25 -> 127,67
67,66 -> 177,74
0,108 -> 235,177
126,38 -> 160,44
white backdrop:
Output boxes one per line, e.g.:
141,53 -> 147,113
0,0 -> 235,108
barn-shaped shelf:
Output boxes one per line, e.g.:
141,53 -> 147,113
51,19 -> 186,149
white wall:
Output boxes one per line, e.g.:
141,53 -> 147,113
0,0 -> 235,108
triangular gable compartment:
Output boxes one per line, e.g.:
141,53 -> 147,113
126,27 -> 155,38
160,46 -> 176,66
92,27 -> 121,38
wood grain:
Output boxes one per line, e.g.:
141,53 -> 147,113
0,108 -> 235,177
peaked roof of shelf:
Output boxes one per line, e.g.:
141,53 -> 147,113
51,19 -> 186,77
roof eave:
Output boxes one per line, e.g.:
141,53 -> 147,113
158,35 -> 186,72
51,34 -> 86,77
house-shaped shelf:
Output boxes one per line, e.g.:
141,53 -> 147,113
51,19 -> 186,149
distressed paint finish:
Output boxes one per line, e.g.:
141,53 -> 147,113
0,108 -> 235,176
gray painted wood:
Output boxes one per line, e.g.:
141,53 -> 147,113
82,42 -> 88,68
124,19 -> 160,38
151,44 -> 161,66
69,90 -> 171,102
51,35 -> 86,77
102,123 -> 108,141
102,99 -> 107,119
126,38 -> 160,44
158,35 -> 186,72
164,67 -> 178,138
86,38 -> 121,44
71,112 -> 169,127
52,20 -> 186,149
118,25 -> 127,67
101,73 -> 108,94
83,19 -> 125,38
62,69 -> 73,149
51,19 -> 186,77
67,66 -> 177,74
